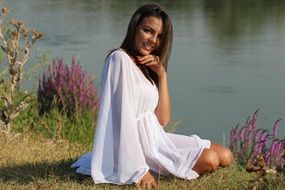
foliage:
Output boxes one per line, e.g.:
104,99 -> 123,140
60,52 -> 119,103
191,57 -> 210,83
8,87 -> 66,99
11,93 -> 95,145
0,5 -> 42,137
230,110 -> 285,175
38,108 -> 96,145
37,56 -> 99,121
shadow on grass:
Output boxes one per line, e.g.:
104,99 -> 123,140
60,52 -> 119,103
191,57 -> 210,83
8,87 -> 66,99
0,158 -> 92,184
0,158 -> 175,189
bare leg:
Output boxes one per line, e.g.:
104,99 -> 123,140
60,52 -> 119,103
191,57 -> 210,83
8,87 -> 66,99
210,143 -> 233,167
192,143 -> 233,175
136,171 -> 158,190
192,148 -> 219,175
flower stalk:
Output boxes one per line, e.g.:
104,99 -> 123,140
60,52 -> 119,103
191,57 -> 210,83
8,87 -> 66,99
230,110 -> 285,175
0,6 -> 43,137
38,56 -> 99,121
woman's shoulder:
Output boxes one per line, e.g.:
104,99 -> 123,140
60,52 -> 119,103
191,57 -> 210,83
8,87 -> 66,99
104,49 -> 136,79
108,48 -> 131,62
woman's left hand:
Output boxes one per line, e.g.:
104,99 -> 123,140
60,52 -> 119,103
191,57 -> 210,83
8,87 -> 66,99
136,55 -> 166,77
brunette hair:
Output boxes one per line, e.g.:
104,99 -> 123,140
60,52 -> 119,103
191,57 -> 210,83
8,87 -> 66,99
120,3 -> 173,86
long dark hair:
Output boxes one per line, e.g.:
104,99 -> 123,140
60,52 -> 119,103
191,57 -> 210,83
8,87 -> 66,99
120,3 -> 173,86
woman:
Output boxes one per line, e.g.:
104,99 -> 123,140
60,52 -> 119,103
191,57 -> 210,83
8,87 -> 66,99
72,3 -> 233,189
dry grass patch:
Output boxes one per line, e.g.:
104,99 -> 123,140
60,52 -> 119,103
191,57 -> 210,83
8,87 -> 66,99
0,133 -> 284,190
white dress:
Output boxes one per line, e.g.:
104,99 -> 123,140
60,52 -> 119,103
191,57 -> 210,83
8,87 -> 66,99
71,49 -> 211,184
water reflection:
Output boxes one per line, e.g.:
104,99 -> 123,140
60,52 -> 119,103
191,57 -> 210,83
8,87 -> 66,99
201,85 -> 234,95
201,0 -> 285,42
7,0 -> 285,48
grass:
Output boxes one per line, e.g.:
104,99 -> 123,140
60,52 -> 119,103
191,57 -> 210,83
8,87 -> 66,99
1,133 -> 284,190
0,94 -> 284,189
11,94 -> 96,145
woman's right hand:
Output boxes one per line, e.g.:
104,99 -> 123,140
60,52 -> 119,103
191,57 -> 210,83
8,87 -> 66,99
136,55 -> 166,77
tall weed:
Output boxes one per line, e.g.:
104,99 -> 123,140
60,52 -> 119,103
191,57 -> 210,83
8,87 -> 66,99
230,110 -> 285,174
38,56 -> 99,120
0,5 -> 42,137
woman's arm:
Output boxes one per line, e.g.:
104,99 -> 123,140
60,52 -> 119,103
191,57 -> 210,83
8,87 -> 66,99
137,55 -> 171,126
155,71 -> 171,126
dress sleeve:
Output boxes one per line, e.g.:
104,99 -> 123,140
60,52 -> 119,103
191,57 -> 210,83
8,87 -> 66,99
91,50 -> 149,184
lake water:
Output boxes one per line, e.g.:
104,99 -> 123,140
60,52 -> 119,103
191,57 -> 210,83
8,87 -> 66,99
4,0 -> 285,143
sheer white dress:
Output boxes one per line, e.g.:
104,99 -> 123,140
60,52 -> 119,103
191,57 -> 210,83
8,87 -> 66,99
71,49 -> 211,184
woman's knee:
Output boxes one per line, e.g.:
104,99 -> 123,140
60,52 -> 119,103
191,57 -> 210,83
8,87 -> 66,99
205,149 -> 219,171
220,148 -> 233,167
211,143 -> 233,167
194,149 -> 219,173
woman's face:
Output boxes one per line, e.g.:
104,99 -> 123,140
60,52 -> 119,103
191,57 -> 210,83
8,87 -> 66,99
135,16 -> 163,55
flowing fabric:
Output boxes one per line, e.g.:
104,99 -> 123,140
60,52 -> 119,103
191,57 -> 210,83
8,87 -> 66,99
71,50 -> 211,184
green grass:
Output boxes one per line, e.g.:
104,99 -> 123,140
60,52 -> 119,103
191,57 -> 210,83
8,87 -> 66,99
1,94 -> 284,189
1,133 -> 284,190
11,94 -> 96,145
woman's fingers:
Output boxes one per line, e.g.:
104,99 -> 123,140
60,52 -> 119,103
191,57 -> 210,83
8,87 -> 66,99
136,171 -> 158,190
151,181 -> 158,189
137,55 -> 160,66
138,180 -> 157,190
137,54 -> 165,76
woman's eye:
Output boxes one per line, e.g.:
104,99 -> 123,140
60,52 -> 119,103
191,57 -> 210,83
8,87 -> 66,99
143,28 -> 151,33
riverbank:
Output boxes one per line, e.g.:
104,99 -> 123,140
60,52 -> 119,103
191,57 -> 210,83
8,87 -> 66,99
1,133 -> 284,190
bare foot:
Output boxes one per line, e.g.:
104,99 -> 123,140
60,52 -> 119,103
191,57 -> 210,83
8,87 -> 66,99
136,171 -> 158,189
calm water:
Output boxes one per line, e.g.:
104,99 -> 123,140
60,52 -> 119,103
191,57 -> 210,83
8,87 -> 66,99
4,0 -> 285,143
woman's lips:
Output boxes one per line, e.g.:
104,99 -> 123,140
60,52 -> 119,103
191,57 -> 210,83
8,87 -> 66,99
142,42 -> 154,51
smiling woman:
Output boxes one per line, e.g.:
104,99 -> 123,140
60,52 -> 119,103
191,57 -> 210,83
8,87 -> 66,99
72,3 -> 232,189
135,16 -> 163,55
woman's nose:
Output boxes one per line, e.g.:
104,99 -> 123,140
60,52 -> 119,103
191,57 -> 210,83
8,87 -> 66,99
149,35 -> 158,44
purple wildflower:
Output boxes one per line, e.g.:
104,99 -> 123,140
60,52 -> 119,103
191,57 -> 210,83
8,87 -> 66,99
38,56 -> 99,119
229,111 -> 284,172
272,119 -> 282,139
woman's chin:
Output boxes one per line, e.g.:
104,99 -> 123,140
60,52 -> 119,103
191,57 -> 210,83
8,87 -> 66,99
140,51 -> 151,56
138,48 -> 152,55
